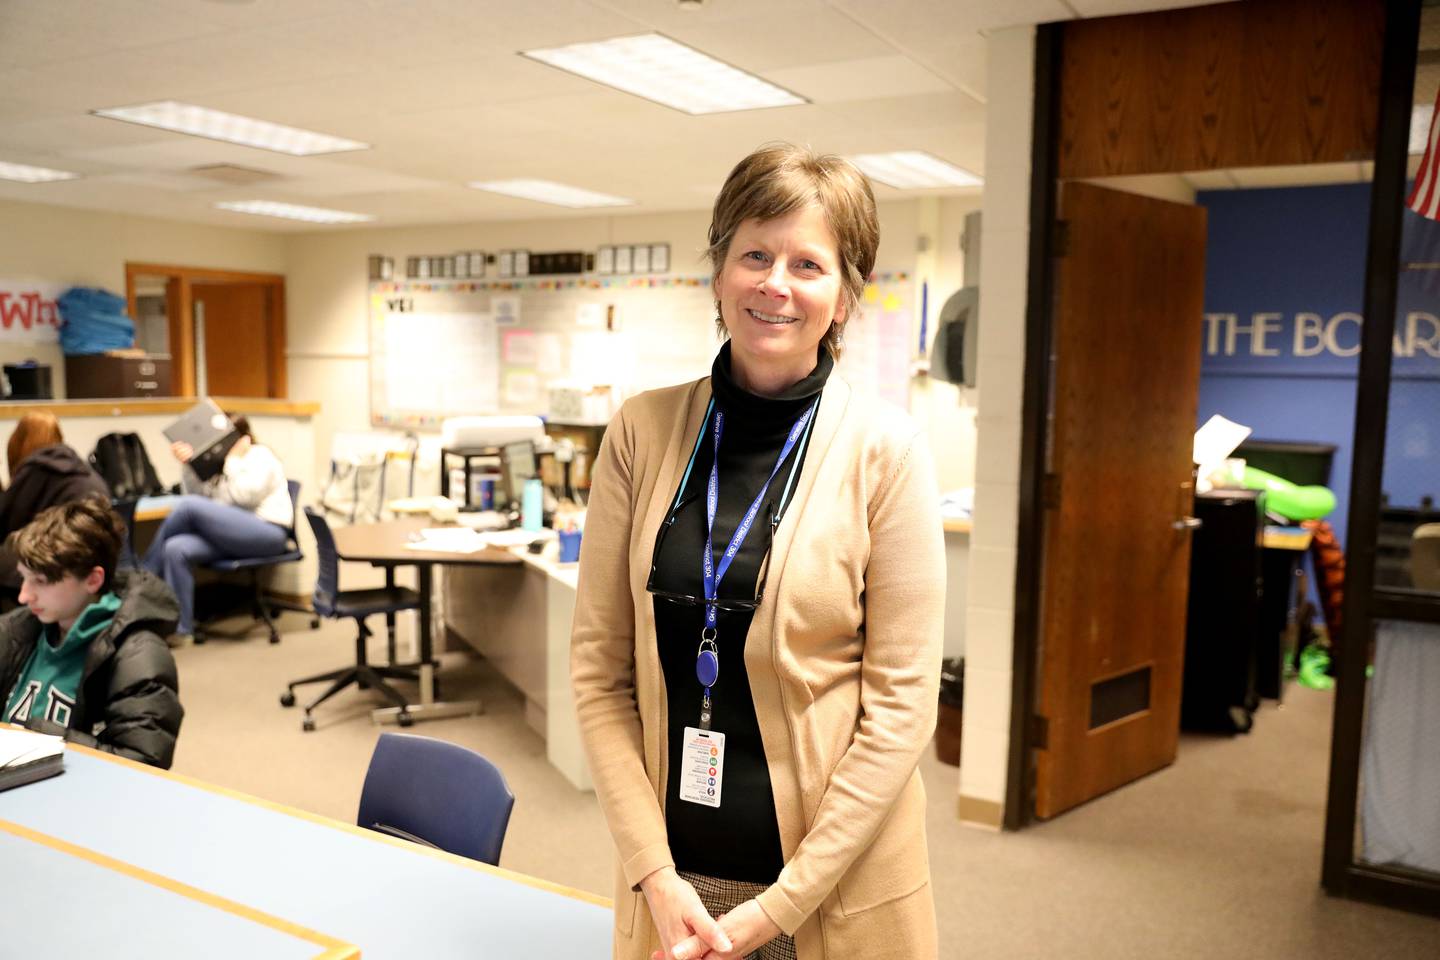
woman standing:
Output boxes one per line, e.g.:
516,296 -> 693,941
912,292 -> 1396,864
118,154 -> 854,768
572,144 -> 945,960
144,416 -> 290,643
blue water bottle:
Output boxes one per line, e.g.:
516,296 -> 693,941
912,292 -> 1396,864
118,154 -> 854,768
521,477 -> 544,532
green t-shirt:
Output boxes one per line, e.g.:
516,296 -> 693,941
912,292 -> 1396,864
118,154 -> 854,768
4,592 -> 121,727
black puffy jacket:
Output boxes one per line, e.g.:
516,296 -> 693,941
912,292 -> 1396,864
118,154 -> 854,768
0,443 -> 112,589
0,569 -> 183,768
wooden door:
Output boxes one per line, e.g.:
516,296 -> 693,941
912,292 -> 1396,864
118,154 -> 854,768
1033,181 -> 1208,819
192,282 -> 281,398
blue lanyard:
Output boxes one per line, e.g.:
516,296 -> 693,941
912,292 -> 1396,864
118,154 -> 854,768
695,396 -> 818,726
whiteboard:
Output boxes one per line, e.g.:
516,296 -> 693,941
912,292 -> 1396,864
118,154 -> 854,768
367,274 -> 916,429
370,287 -> 499,428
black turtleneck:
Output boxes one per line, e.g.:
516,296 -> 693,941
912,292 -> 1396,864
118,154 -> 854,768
652,341 -> 833,884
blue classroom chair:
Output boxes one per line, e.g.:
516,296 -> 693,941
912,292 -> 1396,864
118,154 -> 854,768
357,732 -> 515,866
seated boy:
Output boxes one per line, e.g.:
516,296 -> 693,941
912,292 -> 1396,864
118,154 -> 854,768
0,497 -> 183,768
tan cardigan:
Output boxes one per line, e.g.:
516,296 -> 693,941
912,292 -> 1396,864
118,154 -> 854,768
571,373 -> 945,960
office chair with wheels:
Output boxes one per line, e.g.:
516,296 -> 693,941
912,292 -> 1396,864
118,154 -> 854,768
357,733 -> 515,865
281,508 -> 421,731
195,480 -> 314,645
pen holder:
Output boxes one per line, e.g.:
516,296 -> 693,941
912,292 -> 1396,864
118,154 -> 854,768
558,529 -> 582,564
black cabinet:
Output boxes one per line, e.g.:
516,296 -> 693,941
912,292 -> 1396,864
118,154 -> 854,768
1182,490 -> 1263,733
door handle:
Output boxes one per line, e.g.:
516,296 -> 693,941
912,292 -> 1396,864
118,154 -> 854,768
1172,516 -> 1203,531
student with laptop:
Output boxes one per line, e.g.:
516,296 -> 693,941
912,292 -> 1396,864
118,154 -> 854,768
144,414 -> 291,645
0,497 -> 182,768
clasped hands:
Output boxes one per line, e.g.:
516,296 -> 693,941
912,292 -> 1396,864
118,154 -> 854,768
640,866 -> 782,960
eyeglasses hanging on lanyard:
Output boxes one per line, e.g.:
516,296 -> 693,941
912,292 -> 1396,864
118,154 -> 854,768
645,395 -> 820,730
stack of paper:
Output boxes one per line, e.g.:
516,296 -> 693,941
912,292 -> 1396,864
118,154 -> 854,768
404,528 -> 488,554
0,727 -> 64,792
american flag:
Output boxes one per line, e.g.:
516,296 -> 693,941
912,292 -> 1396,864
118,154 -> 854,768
1408,88 -> 1440,219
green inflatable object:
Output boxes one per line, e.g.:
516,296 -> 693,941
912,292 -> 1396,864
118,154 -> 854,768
1241,465 -> 1337,521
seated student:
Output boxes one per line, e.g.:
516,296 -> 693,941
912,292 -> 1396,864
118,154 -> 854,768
0,411 -> 110,590
0,497 -> 183,768
144,415 -> 290,644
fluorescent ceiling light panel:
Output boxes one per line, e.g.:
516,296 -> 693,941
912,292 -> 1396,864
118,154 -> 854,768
468,179 -> 633,208
0,161 -> 79,183
849,151 -> 983,189
215,200 -> 373,224
92,101 -> 368,156
521,33 -> 806,115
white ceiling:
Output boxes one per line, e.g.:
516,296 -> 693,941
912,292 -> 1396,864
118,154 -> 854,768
0,0 -> 1217,232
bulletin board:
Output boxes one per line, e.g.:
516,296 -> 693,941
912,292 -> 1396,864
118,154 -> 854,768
367,273 -> 917,429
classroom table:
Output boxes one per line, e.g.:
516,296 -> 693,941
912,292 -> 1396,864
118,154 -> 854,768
0,744 -> 611,959
331,516 -> 522,725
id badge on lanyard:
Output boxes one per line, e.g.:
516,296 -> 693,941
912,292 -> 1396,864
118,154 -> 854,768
675,396 -> 817,807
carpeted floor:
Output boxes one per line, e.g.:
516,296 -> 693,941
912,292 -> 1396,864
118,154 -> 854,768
170,614 -> 1439,958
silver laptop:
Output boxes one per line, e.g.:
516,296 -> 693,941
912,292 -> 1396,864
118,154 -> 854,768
163,398 -> 240,482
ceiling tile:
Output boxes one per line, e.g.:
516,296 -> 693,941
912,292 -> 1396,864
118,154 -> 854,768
764,55 -> 955,104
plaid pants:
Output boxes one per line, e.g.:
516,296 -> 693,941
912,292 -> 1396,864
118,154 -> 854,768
677,871 -> 799,960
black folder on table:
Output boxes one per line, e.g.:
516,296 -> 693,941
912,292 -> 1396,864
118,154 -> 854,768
0,728 -> 64,793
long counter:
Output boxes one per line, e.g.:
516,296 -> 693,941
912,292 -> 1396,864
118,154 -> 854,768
442,549 -> 590,790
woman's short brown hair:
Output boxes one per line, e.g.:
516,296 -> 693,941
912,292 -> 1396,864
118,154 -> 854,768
7,411 -> 63,477
707,143 -> 879,360
9,496 -> 125,592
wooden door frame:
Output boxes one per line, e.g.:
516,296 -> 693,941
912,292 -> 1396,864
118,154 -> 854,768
1005,19 -> 1063,831
1013,0 -> 1440,920
1321,0 -> 1440,919
124,262 -> 287,398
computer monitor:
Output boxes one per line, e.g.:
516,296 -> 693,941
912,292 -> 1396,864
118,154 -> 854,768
500,440 -> 538,509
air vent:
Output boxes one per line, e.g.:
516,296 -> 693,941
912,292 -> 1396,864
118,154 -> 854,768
188,163 -> 279,185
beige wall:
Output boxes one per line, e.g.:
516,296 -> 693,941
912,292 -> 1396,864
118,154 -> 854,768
0,195 -> 286,398
0,188 -> 981,495
283,198 -> 980,493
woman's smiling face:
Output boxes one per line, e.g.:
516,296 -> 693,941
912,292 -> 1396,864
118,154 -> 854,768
715,203 -> 846,391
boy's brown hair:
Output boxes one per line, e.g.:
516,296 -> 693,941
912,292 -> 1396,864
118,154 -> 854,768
9,497 -> 124,592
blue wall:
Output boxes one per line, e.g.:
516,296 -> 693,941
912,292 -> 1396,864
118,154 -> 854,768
1197,183 -> 1440,554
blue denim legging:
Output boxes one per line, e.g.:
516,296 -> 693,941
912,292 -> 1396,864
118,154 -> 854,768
143,495 -> 286,634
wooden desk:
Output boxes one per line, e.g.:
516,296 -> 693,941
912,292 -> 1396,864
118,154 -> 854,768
1262,526 -> 1313,551
1257,526 -> 1313,701
0,743 -> 610,958
135,494 -> 180,523
331,518 -> 521,725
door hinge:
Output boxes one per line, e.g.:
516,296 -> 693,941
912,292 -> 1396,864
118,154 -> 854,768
1042,473 -> 1061,509
1052,219 -> 1070,257
1031,714 -> 1049,750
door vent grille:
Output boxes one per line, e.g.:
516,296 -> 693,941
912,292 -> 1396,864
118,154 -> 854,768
1089,666 -> 1151,729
